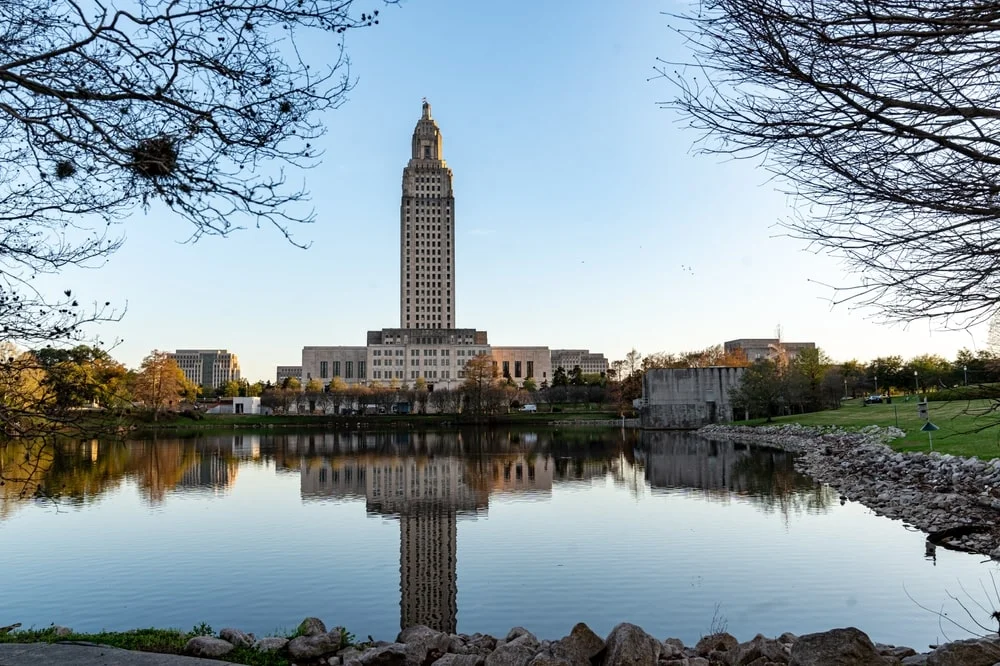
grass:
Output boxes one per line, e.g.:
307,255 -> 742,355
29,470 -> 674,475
0,625 -> 291,665
742,398 -> 1000,458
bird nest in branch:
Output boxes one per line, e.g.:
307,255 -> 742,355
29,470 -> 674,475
129,137 -> 178,179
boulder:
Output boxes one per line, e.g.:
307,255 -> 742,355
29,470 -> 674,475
220,627 -> 254,648
789,627 -> 883,666
185,636 -> 235,658
527,651 -> 573,666
551,622 -> 605,666
289,633 -> 344,660
360,644 -> 410,666
733,633 -> 790,665
298,617 -> 329,637
467,634 -> 499,656
778,634 -> 798,645
399,625 -> 454,666
925,637 -> 1000,666
253,636 -> 289,653
603,623 -> 660,666
503,628 -> 540,651
433,654 -> 486,666
660,639 -> 685,660
484,642 -> 536,666
52,626 -> 72,637
695,632 -> 738,657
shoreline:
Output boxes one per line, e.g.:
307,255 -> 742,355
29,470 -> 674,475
4,617 -> 999,665
699,423 -> 1000,559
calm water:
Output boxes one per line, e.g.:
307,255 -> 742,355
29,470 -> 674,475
1,428 -> 996,648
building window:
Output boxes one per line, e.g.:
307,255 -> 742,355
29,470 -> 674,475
502,361 -> 510,378
346,361 -> 353,379
320,361 -> 328,379
359,361 -> 366,378
333,361 -> 340,377
526,361 -> 534,378
515,361 -> 522,378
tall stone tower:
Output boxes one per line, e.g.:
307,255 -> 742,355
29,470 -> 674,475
400,100 -> 456,329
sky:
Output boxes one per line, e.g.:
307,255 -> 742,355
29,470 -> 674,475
43,0 -> 990,381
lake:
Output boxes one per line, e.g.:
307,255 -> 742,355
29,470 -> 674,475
1,428 -> 996,649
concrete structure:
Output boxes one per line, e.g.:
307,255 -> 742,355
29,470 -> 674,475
401,100 -> 456,330
724,338 -> 816,363
301,346 -> 367,386
205,397 -> 261,415
639,367 -> 745,429
276,365 -> 301,385
550,349 -> 608,375
168,349 -> 240,389
366,328 -> 490,390
490,346 -> 552,387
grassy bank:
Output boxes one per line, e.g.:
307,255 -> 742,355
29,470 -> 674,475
743,399 -> 1000,458
0,625 -> 290,665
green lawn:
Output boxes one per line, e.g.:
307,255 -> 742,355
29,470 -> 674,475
745,399 -> 1000,458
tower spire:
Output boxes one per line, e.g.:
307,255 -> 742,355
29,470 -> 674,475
422,98 -> 431,119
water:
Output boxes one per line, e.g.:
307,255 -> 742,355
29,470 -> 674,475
1,428 -> 996,649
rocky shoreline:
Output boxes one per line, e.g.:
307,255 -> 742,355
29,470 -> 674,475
698,423 -> 1000,559
170,617 -> 999,666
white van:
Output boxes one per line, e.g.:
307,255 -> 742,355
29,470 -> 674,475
520,404 -> 537,412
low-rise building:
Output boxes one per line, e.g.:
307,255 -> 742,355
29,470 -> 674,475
723,338 -> 816,363
550,349 -> 608,375
301,346 -> 368,386
490,346 -> 551,387
366,327 -> 490,390
168,349 -> 240,389
276,365 -> 302,385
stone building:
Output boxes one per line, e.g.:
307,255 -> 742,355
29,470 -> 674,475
167,349 -> 240,389
301,346 -> 367,386
723,338 -> 815,363
400,100 -> 456,330
639,367 -> 745,429
489,347 -> 552,387
275,365 -> 301,385
550,349 -> 608,375
366,328 -> 490,390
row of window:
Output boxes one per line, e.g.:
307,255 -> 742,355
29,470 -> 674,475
318,360 -> 366,380
500,360 -> 534,379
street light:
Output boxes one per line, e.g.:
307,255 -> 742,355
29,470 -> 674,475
964,365 -> 968,386
874,362 -> 879,396
914,370 -> 919,395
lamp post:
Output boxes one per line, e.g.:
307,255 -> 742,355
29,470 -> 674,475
914,370 -> 919,395
964,365 -> 968,386
874,362 -> 879,396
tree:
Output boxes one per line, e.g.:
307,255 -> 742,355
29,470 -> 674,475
569,365 -> 584,386
33,344 -> 128,409
552,366 -> 569,387
522,377 -> 537,393
304,378 -> 324,393
730,360 -> 784,422
0,1 -> 391,350
222,380 -> 241,398
462,353 -> 499,416
131,351 -> 193,419
282,376 -> 302,391
666,0 -> 1000,325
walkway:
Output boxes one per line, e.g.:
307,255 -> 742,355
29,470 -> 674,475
0,643 -> 223,665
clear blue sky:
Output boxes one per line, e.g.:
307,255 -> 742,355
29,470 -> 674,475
51,0 -> 987,381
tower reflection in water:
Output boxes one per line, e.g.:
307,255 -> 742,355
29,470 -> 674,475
296,433 -> 556,634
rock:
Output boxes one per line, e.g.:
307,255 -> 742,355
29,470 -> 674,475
778,633 -> 798,645
467,635 -> 499,656
501,628 -> 539,652
789,627 -> 882,666
695,633 -> 738,657
399,625 -> 454,665
185,636 -> 236,658
551,623 -> 606,666
527,651 -> 572,666
900,655 -> 928,665
329,658 -> 343,666
289,633 -> 344,660
660,639 -> 685,659
925,637 -> 1000,665
688,659 -> 710,666
360,644 -> 410,666
433,655 -> 486,666
603,623 -> 660,666
253,636 -> 289,653
484,642 -> 536,666
52,626 -> 72,637
733,633 -> 789,665
298,617 -> 328,637
220,627 -> 254,648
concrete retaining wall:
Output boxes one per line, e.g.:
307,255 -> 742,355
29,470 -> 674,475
640,367 -> 744,429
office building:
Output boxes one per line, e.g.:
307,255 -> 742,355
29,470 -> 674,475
168,349 -> 240,389
550,349 -> 609,375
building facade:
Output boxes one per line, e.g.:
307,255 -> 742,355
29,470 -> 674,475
550,349 -> 609,375
400,100 -> 456,330
301,347 -> 367,386
276,365 -> 302,385
168,349 -> 240,389
489,347 -> 552,388
366,328 -> 490,390
723,338 -> 816,363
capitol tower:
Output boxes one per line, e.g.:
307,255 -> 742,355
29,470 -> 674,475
400,100 -> 456,330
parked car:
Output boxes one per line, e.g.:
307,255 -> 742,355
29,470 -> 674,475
864,394 -> 884,404
520,404 -> 537,412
